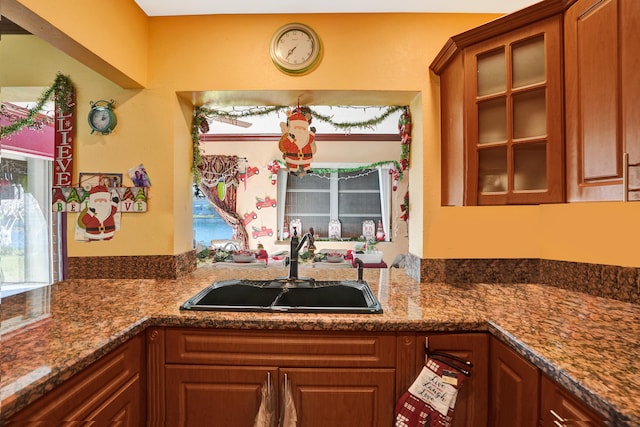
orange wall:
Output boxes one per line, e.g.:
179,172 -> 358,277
3,4 -> 638,268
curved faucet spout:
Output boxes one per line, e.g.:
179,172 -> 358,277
288,229 -> 314,281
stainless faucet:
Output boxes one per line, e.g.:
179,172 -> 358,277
288,227 -> 314,281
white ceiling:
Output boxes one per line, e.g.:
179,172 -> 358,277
134,0 -> 541,16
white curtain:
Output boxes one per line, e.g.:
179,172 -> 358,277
276,169 -> 288,240
377,166 -> 392,242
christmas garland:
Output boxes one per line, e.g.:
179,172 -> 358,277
398,106 -> 411,171
0,73 -> 74,138
192,105 -> 411,184
275,159 -> 404,181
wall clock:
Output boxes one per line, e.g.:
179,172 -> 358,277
270,23 -> 322,74
88,99 -> 117,134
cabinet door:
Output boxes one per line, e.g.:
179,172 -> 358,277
6,334 -> 144,425
540,375 -> 606,427
85,376 -> 143,426
565,0 -> 624,201
283,367 -> 396,427
423,333 -> 489,427
489,337 -> 540,427
465,16 -> 564,205
165,365 -> 277,427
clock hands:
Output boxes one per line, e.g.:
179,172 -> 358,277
286,46 -> 297,59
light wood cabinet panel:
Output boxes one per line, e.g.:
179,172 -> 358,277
284,367 -> 396,427
489,337 -> 540,427
6,334 -> 144,425
540,374 -> 605,427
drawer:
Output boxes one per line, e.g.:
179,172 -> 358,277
165,328 -> 396,367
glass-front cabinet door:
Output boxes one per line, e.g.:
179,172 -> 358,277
464,16 -> 564,205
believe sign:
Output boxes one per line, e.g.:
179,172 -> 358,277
53,93 -> 74,187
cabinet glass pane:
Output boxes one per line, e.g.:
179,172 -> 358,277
514,143 -> 547,191
478,147 -> 507,193
512,35 -> 545,88
477,48 -> 506,96
478,98 -> 507,144
513,89 -> 546,139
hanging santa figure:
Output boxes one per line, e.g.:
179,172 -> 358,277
79,185 -> 120,241
278,106 -> 317,175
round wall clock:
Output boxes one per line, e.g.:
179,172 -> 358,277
270,23 -> 322,74
88,100 -> 117,134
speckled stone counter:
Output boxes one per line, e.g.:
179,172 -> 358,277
1,266 -> 639,425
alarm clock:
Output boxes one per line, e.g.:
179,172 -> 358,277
88,100 -> 117,134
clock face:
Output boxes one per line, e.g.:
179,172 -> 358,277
270,24 -> 321,74
276,30 -> 314,65
88,106 -> 116,134
91,108 -> 110,130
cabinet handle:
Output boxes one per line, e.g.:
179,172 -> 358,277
624,152 -> 629,202
550,409 -> 567,427
267,371 -> 271,395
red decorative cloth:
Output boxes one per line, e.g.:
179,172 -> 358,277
394,353 -> 472,427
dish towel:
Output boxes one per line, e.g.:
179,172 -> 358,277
394,353 -> 471,427
254,378 -> 276,427
279,376 -> 297,427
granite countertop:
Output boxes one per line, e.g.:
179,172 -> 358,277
1,266 -> 639,425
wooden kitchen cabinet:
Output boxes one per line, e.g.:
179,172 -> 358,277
540,374 -> 605,427
165,364 -> 277,426
283,367 -> 395,427
6,333 -> 145,425
464,17 -> 564,205
432,2 -> 565,206
564,0 -> 640,201
415,332 -> 489,427
435,0 -> 640,205
489,336 -> 540,427
155,327 -> 398,426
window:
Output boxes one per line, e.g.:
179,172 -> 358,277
192,194 -> 233,248
1,152 -> 61,298
277,165 -> 392,240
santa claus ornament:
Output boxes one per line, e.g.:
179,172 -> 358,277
76,185 -> 121,241
278,106 -> 317,175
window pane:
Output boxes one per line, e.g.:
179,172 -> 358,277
283,168 -> 383,239
338,170 -> 381,237
286,173 -> 330,236
514,142 -> 547,191
478,147 -> 508,193
338,170 -> 378,190
1,155 -> 55,297
477,48 -> 506,96
512,35 -> 545,88
478,97 -> 507,144
193,196 -> 233,247
513,89 -> 546,139
287,173 -> 328,189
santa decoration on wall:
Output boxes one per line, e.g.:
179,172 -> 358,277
77,185 -> 120,241
278,106 -> 317,175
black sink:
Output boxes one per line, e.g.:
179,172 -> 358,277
180,279 -> 383,314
